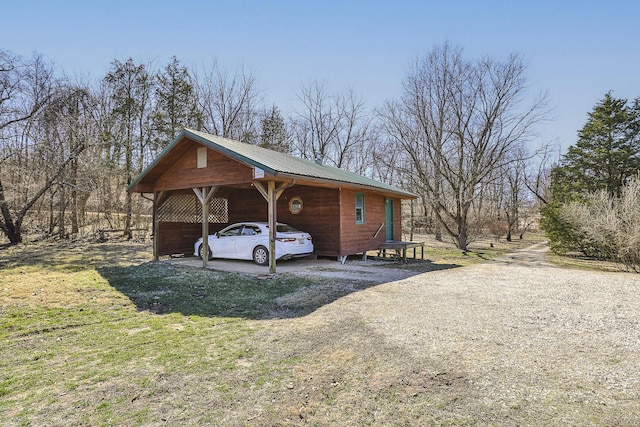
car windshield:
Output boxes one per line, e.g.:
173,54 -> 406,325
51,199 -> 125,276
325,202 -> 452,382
267,224 -> 301,233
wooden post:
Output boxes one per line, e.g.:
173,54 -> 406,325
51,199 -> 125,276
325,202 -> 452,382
193,186 -> 218,268
153,192 -> 159,261
268,180 -> 277,274
202,187 -> 210,268
253,179 -> 294,274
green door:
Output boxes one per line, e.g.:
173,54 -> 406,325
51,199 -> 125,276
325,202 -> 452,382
385,198 -> 394,241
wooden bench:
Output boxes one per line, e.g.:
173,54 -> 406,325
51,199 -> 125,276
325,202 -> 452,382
378,241 -> 425,263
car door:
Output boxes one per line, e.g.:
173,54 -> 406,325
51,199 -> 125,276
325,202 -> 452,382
212,225 -> 243,259
234,225 -> 262,260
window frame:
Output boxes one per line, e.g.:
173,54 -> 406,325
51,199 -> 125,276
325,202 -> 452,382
289,196 -> 303,214
355,192 -> 365,224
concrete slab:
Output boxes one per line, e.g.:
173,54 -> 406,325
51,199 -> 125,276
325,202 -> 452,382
164,256 -> 421,284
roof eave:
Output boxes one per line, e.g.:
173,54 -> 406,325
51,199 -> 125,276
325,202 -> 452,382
276,172 -> 417,199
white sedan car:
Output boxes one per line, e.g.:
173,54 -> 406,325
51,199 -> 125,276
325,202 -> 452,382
194,222 -> 314,266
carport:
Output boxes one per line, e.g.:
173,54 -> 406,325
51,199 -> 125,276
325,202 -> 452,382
128,128 -> 416,273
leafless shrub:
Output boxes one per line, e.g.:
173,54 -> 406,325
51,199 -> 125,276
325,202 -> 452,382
488,220 -> 509,242
561,175 -> 640,271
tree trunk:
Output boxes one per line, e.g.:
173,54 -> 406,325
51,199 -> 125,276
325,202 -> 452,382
58,184 -> 66,239
70,158 -> 79,235
456,205 -> 470,251
0,179 -> 21,244
457,224 -> 468,252
124,190 -> 132,233
48,189 -> 56,234
434,222 -> 442,242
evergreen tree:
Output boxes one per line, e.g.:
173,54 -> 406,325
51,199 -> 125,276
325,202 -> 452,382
152,56 -> 201,149
551,93 -> 640,200
259,105 -> 290,152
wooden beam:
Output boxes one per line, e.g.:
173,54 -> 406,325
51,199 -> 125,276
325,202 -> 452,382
253,180 -> 268,201
253,179 -> 294,202
204,185 -> 219,204
276,180 -> 296,199
193,187 -> 204,203
156,191 -> 168,208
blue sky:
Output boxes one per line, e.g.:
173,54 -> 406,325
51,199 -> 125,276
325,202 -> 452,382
3,0 -> 639,153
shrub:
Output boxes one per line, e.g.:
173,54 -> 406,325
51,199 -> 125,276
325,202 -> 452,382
540,202 -> 585,254
543,175 -> 640,271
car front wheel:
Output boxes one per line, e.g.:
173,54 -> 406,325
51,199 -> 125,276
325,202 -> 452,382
198,244 -> 213,260
253,245 -> 269,266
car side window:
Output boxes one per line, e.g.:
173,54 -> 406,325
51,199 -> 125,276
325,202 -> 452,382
241,226 -> 261,236
220,226 -> 242,237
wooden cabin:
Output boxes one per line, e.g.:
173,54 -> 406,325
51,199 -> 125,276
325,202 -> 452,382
128,128 -> 416,271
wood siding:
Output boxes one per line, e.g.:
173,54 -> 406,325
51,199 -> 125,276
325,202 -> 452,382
278,187 -> 340,256
338,189 -> 402,256
153,142 -> 254,191
226,186 -> 340,256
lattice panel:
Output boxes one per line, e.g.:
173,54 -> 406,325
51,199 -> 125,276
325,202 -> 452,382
200,197 -> 229,223
158,193 -> 228,223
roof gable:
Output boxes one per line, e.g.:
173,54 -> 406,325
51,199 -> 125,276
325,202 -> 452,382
129,128 -> 415,198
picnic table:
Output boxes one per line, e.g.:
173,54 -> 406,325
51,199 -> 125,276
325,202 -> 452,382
378,241 -> 425,263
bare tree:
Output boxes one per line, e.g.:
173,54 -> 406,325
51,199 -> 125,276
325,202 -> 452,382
381,43 -> 548,250
290,81 -> 373,173
1,51 -> 55,132
195,61 -> 261,142
502,154 -> 526,241
0,53 -> 91,244
37,85 -> 95,237
525,144 -> 557,206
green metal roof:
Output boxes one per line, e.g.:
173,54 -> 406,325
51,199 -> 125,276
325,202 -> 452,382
129,128 -> 416,198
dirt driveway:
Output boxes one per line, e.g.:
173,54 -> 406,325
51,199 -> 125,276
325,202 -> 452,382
246,242 -> 640,426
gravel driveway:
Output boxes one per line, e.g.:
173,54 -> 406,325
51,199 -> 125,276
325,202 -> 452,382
251,242 -> 640,426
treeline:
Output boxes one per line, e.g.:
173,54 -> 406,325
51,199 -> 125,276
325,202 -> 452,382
541,93 -> 640,270
1,44 -> 551,249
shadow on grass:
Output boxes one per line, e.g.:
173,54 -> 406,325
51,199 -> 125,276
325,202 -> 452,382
384,260 -> 462,272
97,262 -> 382,320
98,259 -> 461,320
1,240 -> 461,320
0,240 -> 151,272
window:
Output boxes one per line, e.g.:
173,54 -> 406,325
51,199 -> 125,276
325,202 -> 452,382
355,193 -> 365,224
275,224 -> 301,233
241,226 -> 261,236
219,225 -> 242,237
289,196 -> 303,214
197,147 -> 207,168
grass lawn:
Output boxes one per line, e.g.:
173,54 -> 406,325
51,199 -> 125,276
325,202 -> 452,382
0,240 -> 331,426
